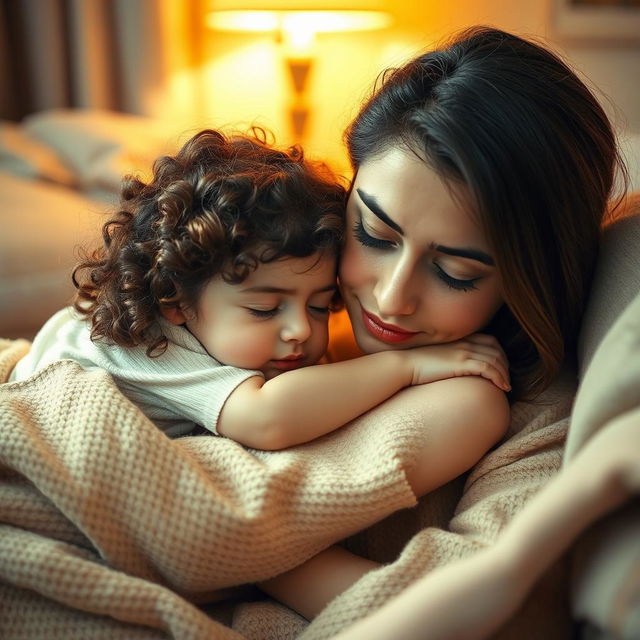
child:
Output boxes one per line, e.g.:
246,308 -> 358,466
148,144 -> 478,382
10,129 -> 510,449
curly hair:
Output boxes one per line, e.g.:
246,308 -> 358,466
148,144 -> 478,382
73,128 -> 346,356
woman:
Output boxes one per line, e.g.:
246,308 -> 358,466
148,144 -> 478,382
257,25 -> 625,623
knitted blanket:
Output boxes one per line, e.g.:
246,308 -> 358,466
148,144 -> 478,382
236,376 -> 578,640
0,339 -> 575,639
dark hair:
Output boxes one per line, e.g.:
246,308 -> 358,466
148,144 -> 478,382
345,26 -> 627,400
73,128 -> 346,356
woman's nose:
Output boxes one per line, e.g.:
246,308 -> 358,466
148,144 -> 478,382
281,308 -> 312,343
373,256 -> 419,317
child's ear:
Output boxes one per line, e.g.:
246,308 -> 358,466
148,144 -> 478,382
160,305 -> 188,326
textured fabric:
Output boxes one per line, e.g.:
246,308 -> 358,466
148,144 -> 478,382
22,109 -> 180,192
233,601 -> 308,639
568,292 -> 640,461
569,208 -> 640,458
233,373 -> 577,639
10,307 -> 262,437
0,337 -> 419,638
0,121 -> 77,186
565,210 -> 640,640
577,204 -> 640,377
571,490 -> 640,640
0,338 -> 577,638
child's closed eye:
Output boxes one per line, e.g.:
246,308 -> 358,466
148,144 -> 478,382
246,307 -> 279,319
308,305 -> 330,315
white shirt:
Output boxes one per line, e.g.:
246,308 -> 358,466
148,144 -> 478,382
10,307 -> 262,438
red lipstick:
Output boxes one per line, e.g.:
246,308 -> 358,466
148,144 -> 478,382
361,307 -> 419,343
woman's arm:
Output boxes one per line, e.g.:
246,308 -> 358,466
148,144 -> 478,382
329,407 -> 640,640
219,336 -> 510,450
259,376 -> 510,617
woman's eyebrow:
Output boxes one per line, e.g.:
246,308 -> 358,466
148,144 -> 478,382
356,188 -> 494,266
433,244 -> 495,266
356,189 -> 403,233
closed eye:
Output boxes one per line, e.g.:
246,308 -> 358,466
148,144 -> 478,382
353,219 -> 395,250
308,305 -> 330,315
354,214 -> 480,292
246,307 -> 279,318
433,264 -> 479,292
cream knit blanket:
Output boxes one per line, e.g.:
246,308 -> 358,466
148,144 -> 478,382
0,339 -> 574,639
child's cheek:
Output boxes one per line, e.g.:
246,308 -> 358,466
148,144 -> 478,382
210,325 -> 274,370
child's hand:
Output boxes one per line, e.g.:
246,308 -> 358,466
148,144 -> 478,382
404,333 -> 511,391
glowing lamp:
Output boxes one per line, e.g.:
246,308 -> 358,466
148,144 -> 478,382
207,1 -> 393,140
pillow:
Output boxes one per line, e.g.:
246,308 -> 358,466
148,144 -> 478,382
0,121 -> 77,186
577,199 -> 640,378
23,109 -> 187,192
566,207 -> 640,640
568,291 -> 640,640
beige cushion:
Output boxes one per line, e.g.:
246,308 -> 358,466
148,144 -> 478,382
577,200 -> 640,379
0,121 -> 76,186
571,492 -> 640,640
566,205 -> 640,639
23,108 -> 184,192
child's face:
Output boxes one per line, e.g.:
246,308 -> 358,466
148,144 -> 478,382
184,253 -> 337,380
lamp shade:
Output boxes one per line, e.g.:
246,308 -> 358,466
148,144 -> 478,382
206,0 -> 393,143
209,0 -> 390,10
207,0 -> 393,33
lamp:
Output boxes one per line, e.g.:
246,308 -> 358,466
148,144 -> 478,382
207,1 -> 392,142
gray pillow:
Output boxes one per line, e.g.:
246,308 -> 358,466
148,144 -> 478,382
567,206 -> 640,640
577,204 -> 640,380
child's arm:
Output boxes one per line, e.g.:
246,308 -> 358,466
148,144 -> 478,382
218,333 -> 509,450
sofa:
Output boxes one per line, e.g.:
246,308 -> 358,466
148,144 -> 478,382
565,200 -> 640,639
0,109 -> 184,339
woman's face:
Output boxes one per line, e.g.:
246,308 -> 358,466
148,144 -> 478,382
340,146 -> 504,354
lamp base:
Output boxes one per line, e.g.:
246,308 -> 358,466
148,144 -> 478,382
286,57 -> 312,142
289,105 -> 309,142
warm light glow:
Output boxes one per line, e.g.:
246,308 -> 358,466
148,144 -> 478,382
207,10 -> 279,31
206,10 -> 392,34
282,19 -> 316,53
205,5 -> 394,145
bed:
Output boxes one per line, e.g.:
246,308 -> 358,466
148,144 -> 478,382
0,109 -> 186,339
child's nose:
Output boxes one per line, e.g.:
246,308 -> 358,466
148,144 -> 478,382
281,310 -> 312,343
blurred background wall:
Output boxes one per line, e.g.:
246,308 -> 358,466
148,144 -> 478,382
1,0 -> 639,176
